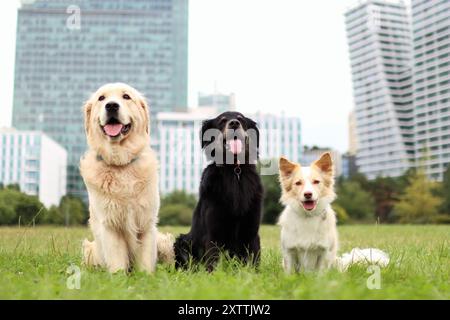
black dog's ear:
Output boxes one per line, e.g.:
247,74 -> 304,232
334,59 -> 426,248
246,117 -> 260,161
200,119 -> 214,148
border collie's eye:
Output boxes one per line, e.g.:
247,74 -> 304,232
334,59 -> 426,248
220,118 -> 227,124
98,95 -> 105,101
123,94 -> 131,100
295,181 -> 302,186
313,180 -> 320,184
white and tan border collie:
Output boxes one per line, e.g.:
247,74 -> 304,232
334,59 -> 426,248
278,153 -> 337,273
277,153 -> 389,273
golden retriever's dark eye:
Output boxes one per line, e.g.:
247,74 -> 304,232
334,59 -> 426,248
123,94 -> 131,100
313,180 -> 320,185
295,181 -> 302,186
98,95 -> 105,101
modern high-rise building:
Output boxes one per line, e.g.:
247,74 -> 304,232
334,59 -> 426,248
345,0 -> 415,179
12,0 -> 188,198
198,92 -> 236,114
300,146 -> 343,177
0,128 -> 67,207
348,110 -> 358,155
252,112 -> 302,164
411,0 -> 450,180
157,108 -> 301,194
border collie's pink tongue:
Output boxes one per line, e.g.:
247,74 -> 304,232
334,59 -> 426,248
103,123 -> 123,137
227,139 -> 243,154
303,201 -> 316,211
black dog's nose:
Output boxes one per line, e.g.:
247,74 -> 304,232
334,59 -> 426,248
228,119 -> 240,129
304,192 -> 312,199
105,102 -> 119,112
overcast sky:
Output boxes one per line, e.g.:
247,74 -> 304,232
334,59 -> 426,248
0,0 -> 360,152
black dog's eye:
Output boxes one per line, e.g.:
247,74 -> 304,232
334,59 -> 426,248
123,94 -> 131,100
219,118 -> 227,124
98,95 -> 105,101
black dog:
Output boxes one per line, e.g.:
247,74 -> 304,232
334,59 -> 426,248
174,111 -> 264,271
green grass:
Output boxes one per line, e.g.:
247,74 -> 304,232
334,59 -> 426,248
0,225 -> 448,299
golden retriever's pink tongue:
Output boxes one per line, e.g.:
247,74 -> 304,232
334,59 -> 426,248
104,124 -> 123,136
227,140 -> 243,154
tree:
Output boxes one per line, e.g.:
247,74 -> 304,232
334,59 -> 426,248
159,204 -> 193,226
0,203 -> 15,225
440,165 -> 450,214
332,204 -> 350,225
260,173 -> 283,224
368,176 -> 402,222
159,191 -> 197,226
0,188 -> 46,225
41,205 -> 64,225
393,171 -> 443,224
59,195 -> 88,225
335,181 -> 375,220
161,190 -> 197,209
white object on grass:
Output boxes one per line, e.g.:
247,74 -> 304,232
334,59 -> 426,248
337,248 -> 390,272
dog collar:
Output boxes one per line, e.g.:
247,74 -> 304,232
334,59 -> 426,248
234,164 -> 241,181
213,162 -> 242,182
96,154 -> 139,165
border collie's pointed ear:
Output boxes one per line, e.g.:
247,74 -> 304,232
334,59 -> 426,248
314,152 -> 333,174
279,157 -> 299,177
200,119 -> 214,148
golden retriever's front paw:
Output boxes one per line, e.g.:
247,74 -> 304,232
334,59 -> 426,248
82,239 -> 101,267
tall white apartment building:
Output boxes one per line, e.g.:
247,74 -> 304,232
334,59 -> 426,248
0,128 -> 67,207
345,0 -> 415,179
156,108 -> 301,194
411,0 -> 450,180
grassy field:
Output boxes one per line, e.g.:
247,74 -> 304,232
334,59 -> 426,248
0,225 -> 448,299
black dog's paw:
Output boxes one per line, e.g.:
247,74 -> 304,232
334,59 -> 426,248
174,233 -> 193,269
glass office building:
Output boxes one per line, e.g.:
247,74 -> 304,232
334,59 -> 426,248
13,0 -> 188,198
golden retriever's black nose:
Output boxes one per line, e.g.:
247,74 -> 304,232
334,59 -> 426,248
105,102 -> 119,112
228,119 -> 240,129
304,192 -> 312,199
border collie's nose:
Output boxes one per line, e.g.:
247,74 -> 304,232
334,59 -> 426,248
229,119 -> 240,129
105,102 -> 119,112
304,192 -> 312,199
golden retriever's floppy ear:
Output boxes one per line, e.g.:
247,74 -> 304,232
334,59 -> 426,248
138,95 -> 150,134
313,152 -> 333,175
279,157 -> 299,177
83,100 -> 93,135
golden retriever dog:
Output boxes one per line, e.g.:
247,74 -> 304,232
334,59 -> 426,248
80,83 -> 173,273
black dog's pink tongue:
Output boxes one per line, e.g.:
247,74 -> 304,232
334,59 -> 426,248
227,140 -> 243,154
104,123 -> 123,136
